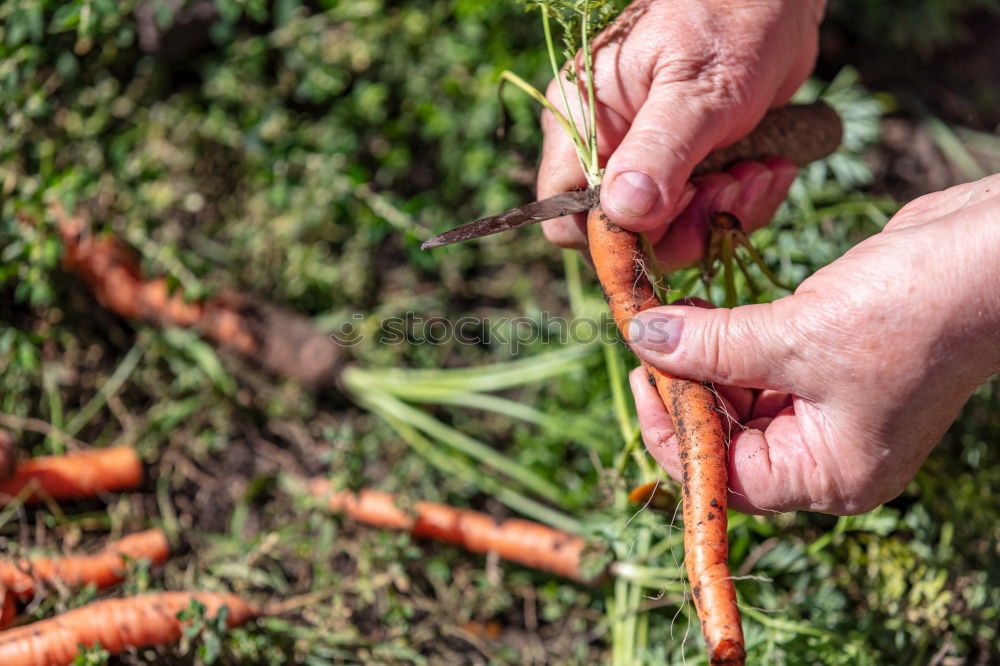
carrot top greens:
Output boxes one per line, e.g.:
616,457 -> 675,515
502,1 -> 622,187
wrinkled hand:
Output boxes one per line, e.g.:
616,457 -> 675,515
628,174 -> 1000,515
539,0 -> 824,269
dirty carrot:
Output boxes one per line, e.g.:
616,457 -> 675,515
52,204 -> 342,387
0,529 -> 169,601
0,591 -> 259,666
0,447 -> 142,506
308,480 -> 598,582
588,207 -> 744,665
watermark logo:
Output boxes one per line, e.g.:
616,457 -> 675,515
328,311 -> 670,353
329,313 -> 366,347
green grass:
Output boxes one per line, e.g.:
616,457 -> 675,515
1,1 -> 999,664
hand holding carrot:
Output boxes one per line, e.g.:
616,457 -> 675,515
629,174 -> 1000,515
538,0 -> 824,267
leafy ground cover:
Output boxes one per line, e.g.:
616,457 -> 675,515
1,0 -> 999,663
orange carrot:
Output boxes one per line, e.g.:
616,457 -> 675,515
52,204 -> 343,387
0,529 -> 169,601
309,480 -> 598,582
459,619 -> 504,640
0,447 -> 142,506
627,481 -> 675,512
587,207 -> 744,665
0,591 -> 259,665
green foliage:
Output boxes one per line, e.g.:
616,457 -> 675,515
178,599 -> 232,664
72,641 -> 110,666
521,0 -> 624,73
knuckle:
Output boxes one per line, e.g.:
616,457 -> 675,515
626,126 -> 693,172
701,305 -> 782,385
891,190 -> 945,223
831,473 -> 899,516
816,424 -> 905,515
964,172 -> 1000,206
653,46 -> 755,112
700,309 -> 736,381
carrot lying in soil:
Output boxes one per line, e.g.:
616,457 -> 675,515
627,480 -> 676,512
0,529 -> 169,601
309,480 -> 598,582
0,447 -> 142,506
52,204 -> 343,387
0,591 -> 259,666
588,208 -> 744,665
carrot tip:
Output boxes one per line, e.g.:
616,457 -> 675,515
710,639 -> 747,665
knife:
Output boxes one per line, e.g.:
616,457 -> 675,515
422,101 -> 842,250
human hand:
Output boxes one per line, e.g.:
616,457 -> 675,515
539,0 -> 825,269
627,174 -> 1000,515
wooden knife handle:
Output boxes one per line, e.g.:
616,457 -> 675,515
691,101 -> 843,177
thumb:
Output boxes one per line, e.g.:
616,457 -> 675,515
627,300 -> 804,392
601,81 -> 762,232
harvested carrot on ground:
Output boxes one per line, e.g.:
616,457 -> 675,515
0,529 -> 169,600
0,591 -> 259,665
309,480 -> 600,582
0,447 -> 142,506
627,480 -> 675,512
52,204 -> 343,387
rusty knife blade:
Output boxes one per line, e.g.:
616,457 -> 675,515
421,187 -> 600,250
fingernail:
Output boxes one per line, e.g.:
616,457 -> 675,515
714,181 -> 740,212
670,182 -> 698,217
739,170 -> 773,209
628,312 -> 683,353
769,164 -> 797,197
608,171 -> 660,217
